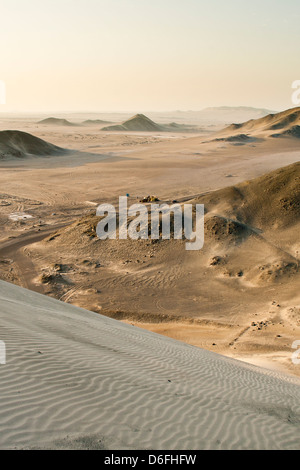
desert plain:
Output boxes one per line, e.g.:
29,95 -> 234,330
0,108 -> 300,380
0,108 -> 300,449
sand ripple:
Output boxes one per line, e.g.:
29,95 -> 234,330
0,280 -> 300,449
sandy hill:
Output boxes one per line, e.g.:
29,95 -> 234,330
194,161 -> 300,230
0,279 -> 299,450
37,117 -> 77,126
0,130 -> 65,159
47,161 -> 300,252
27,161 -> 300,378
223,107 -> 300,138
102,114 -> 165,132
190,162 -> 300,284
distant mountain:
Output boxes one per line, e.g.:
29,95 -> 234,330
198,106 -> 275,123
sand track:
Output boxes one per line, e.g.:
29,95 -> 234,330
0,225 -> 67,293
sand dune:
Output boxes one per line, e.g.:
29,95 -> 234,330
102,114 -> 166,132
0,279 -> 299,450
224,107 -> 300,137
202,107 -> 300,146
0,130 -> 65,159
37,117 -> 77,127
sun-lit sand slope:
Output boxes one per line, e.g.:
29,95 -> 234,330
0,130 -> 66,159
0,280 -> 300,450
219,107 -> 300,140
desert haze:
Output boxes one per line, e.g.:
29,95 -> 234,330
0,106 -> 300,450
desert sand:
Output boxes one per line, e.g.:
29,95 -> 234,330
0,279 -> 300,450
0,108 -> 299,381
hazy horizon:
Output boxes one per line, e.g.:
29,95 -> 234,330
0,105 -> 281,117
1,0 -> 299,113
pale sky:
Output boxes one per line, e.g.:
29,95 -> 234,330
0,0 -> 299,112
